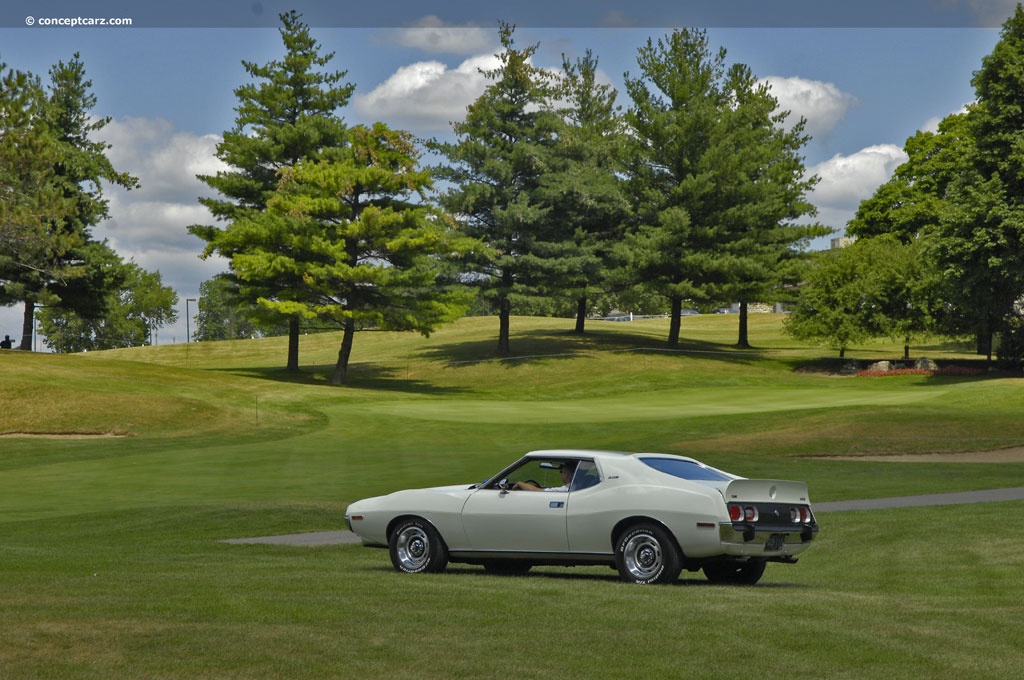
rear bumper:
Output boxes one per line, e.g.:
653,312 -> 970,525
718,522 -> 818,558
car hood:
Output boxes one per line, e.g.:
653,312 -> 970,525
346,483 -> 477,512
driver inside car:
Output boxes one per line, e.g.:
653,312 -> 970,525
513,461 -> 577,492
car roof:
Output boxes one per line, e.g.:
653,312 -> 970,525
525,449 -> 702,464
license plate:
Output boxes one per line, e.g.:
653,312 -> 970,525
764,534 -> 786,551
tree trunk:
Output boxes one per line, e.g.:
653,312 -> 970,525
736,301 -> 751,349
667,297 -> 682,347
574,297 -> 587,334
497,296 -> 511,355
19,301 -> 34,351
903,341 -> 910,361
286,316 -> 300,372
332,318 -> 356,385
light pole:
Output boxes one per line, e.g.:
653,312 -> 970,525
186,298 -> 196,343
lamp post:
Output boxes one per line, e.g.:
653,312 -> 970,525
186,298 -> 196,343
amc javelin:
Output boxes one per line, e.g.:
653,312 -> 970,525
345,450 -> 818,584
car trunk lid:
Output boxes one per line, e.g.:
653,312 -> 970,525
722,479 -> 811,505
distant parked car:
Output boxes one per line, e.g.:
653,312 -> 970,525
345,450 -> 818,584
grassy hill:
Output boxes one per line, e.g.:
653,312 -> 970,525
2,314 -> 1023,678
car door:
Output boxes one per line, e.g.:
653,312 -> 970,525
460,487 -> 569,552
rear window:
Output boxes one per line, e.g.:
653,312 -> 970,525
640,457 -> 732,482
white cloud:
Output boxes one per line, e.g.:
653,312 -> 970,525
95,117 -> 229,336
376,16 -> 495,55
921,102 -> 971,133
352,54 -> 500,133
99,117 -> 226,205
806,144 -> 907,232
761,76 -> 858,142
1,116 -> 228,347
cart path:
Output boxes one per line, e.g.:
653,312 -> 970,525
222,487 -> 1024,546
812,486 -> 1024,512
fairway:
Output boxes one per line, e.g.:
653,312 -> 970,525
2,315 -> 1024,679
353,384 -> 948,423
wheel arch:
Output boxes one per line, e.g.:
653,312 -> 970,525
386,514 -> 449,549
611,516 -> 686,558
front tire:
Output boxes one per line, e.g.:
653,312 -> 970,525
614,523 -> 683,584
389,518 -> 449,574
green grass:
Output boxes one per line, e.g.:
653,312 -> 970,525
2,314 -> 1023,678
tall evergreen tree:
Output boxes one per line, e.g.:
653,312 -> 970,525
623,29 -> 736,347
623,29 -> 820,348
0,64 -> 76,348
2,55 -> 138,350
264,123 -> 474,384
190,10 -> 354,370
37,54 -> 139,337
431,22 -> 560,355
539,50 -> 629,334
713,64 -> 825,348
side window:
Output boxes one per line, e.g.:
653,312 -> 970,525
569,459 -> 601,491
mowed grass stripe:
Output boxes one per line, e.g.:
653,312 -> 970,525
353,385 -> 947,423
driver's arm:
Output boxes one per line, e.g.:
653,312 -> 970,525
512,481 -> 543,491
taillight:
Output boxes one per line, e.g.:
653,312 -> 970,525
790,506 -> 812,523
729,504 -> 759,522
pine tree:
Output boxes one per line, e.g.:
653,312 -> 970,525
190,10 -> 354,370
263,123 -> 474,384
624,29 -> 820,347
431,22 -> 560,355
2,55 -> 138,350
538,50 -> 628,334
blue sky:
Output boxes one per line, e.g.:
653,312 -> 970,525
0,0 -> 1017,347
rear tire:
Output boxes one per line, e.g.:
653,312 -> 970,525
703,559 -> 766,585
614,523 -> 683,584
389,518 -> 449,574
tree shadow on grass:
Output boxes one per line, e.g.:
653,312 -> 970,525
216,364 -> 473,395
414,325 -> 761,369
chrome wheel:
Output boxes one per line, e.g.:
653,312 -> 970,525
389,518 -> 448,574
395,525 -> 430,571
615,524 -> 683,584
621,533 -> 664,581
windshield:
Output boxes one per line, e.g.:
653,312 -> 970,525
639,457 -> 732,482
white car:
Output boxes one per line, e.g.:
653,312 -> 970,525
345,450 -> 818,584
